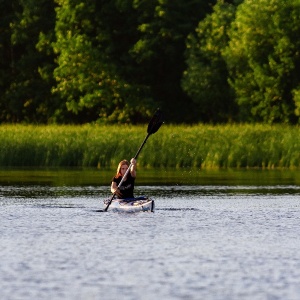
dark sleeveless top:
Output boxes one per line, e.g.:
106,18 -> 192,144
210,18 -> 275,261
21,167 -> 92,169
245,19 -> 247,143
112,172 -> 135,199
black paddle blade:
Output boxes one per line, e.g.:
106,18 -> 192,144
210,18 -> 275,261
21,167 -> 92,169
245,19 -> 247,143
147,108 -> 164,135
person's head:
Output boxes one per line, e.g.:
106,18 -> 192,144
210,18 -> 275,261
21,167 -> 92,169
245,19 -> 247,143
116,160 -> 129,177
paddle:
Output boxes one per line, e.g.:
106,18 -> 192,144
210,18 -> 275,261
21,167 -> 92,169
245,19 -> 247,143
102,108 -> 164,212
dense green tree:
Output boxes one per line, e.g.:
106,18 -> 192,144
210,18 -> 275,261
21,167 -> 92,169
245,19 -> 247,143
224,0 -> 300,123
53,0 -> 217,123
12,0 -> 300,125
53,0 -> 155,124
130,0 -> 217,122
182,0 -> 237,123
0,0 -> 57,123
0,0 -> 18,121
0,0 -> 220,124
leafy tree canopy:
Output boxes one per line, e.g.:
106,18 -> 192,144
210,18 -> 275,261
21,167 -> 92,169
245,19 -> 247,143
182,0 -> 237,123
224,0 -> 300,123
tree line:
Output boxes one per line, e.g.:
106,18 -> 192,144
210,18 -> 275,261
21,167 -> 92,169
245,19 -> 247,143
1,0 -> 300,124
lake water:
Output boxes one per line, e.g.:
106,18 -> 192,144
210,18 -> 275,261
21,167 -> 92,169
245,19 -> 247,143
1,169 -> 300,300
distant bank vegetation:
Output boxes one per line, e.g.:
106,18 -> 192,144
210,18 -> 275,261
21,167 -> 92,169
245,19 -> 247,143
2,0 -> 300,125
0,124 -> 299,169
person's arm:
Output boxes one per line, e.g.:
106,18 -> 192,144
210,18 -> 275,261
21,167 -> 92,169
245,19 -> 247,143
130,158 -> 137,178
111,181 -> 118,194
111,180 -> 124,198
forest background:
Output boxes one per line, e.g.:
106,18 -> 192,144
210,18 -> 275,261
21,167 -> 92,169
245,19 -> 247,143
2,0 -> 300,125
1,0 -> 300,169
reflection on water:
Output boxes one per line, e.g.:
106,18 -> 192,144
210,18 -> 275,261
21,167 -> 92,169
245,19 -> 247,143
0,167 -> 300,186
1,184 -> 300,201
1,169 -> 300,300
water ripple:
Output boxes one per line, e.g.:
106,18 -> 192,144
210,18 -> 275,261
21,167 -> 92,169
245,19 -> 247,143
1,185 -> 300,299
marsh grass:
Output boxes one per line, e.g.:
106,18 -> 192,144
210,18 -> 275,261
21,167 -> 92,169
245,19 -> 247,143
0,124 -> 299,169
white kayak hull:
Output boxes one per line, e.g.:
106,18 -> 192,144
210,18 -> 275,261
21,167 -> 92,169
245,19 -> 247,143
103,197 -> 155,213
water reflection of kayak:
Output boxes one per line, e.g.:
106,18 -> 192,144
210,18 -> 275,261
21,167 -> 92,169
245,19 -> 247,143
103,196 -> 155,213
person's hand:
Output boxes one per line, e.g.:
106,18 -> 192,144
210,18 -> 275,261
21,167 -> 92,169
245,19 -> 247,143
130,158 -> 136,165
115,187 -> 123,198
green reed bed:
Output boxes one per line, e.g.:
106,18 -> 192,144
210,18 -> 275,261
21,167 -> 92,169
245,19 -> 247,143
157,124 -> 300,169
0,124 -> 299,169
0,124 -> 146,168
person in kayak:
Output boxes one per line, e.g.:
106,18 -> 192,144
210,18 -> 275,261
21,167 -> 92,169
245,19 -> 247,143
111,158 -> 136,199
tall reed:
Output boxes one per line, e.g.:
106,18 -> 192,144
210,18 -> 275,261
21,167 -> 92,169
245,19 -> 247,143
0,124 -> 299,169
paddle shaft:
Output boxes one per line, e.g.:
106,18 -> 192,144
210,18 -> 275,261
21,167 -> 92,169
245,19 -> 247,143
103,133 -> 151,211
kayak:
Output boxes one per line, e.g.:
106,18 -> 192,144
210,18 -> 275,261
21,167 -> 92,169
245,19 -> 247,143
103,196 -> 155,213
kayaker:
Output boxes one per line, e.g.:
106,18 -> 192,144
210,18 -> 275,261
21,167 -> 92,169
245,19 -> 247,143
111,158 -> 136,199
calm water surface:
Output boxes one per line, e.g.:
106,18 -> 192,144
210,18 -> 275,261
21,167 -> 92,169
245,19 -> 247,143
1,170 -> 300,300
